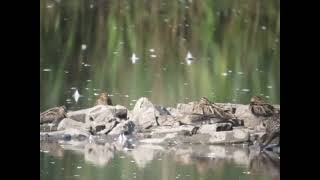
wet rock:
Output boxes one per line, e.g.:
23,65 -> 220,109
87,105 -> 128,123
67,108 -> 92,123
57,118 -> 88,131
176,102 -> 194,113
131,97 -> 162,129
40,128 -> 90,141
40,124 -> 58,132
234,105 -> 265,130
198,124 -> 233,134
96,120 -> 120,135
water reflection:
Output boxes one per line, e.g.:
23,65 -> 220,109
40,0 -> 280,111
40,140 -> 279,180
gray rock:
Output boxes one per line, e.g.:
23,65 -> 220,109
66,108 -> 92,123
40,124 -> 58,132
40,128 -> 90,141
234,105 -> 265,130
57,118 -> 88,131
176,102 -> 194,113
130,97 -> 158,129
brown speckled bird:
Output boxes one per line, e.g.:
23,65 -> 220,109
40,106 -> 66,124
249,96 -> 280,150
193,97 -> 235,119
95,92 -> 113,105
249,96 -> 277,117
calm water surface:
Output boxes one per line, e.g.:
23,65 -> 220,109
40,0 -> 280,111
40,141 -> 279,180
40,0 -> 280,179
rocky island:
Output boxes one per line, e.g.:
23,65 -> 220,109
40,95 -> 280,155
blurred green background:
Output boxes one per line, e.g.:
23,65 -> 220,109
40,0 -> 280,111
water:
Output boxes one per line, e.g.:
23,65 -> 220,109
40,142 -> 279,180
40,0 -> 280,112
40,0 -> 280,179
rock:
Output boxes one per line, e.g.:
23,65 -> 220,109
130,97 -> 158,129
203,128 -> 250,144
87,105 -> 128,123
40,128 -> 90,141
67,108 -> 92,123
234,105 -> 265,130
176,102 -> 194,113
198,124 -> 233,134
40,124 -> 58,132
174,128 -> 250,145
96,120 -> 120,135
114,105 -> 128,119
57,118 -> 88,131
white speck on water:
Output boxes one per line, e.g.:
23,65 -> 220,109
243,171 -> 251,174
43,69 -> 52,72
87,79 -> 92,82
238,72 -> 244,75
228,70 -> 232,73
120,156 -> 125,159
47,5 -> 53,8
150,54 -> 157,58
267,86 -> 273,89
50,161 -> 55,164
133,176 -> 137,179
119,41 -> 124,45
73,90 -> 81,103
124,95 -> 129,98
184,83 -> 188,86
64,71 -> 69,74
132,99 -> 137,102
265,96 -> 270,99
185,51 -> 193,60
130,160 -> 135,163
108,94 -> 114,97
66,98 -> 72,102
149,49 -> 155,52
222,73 -> 228,76
256,68 -> 259,71
261,26 -> 267,30
90,4 -> 94,8
94,93 -> 99,96
71,87 -> 77,90
186,174 -> 191,177
43,150 -> 49,153
131,53 -> 139,64
77,166 -> 82,169
241,89 -> 250,92
61,168 -> 64,170
83,64 -> 91,67
113,51 -> 118,54
81,44 -> 87,50
74,175 -> 80,177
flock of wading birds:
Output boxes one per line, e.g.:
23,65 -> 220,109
40,92 -> 280,151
